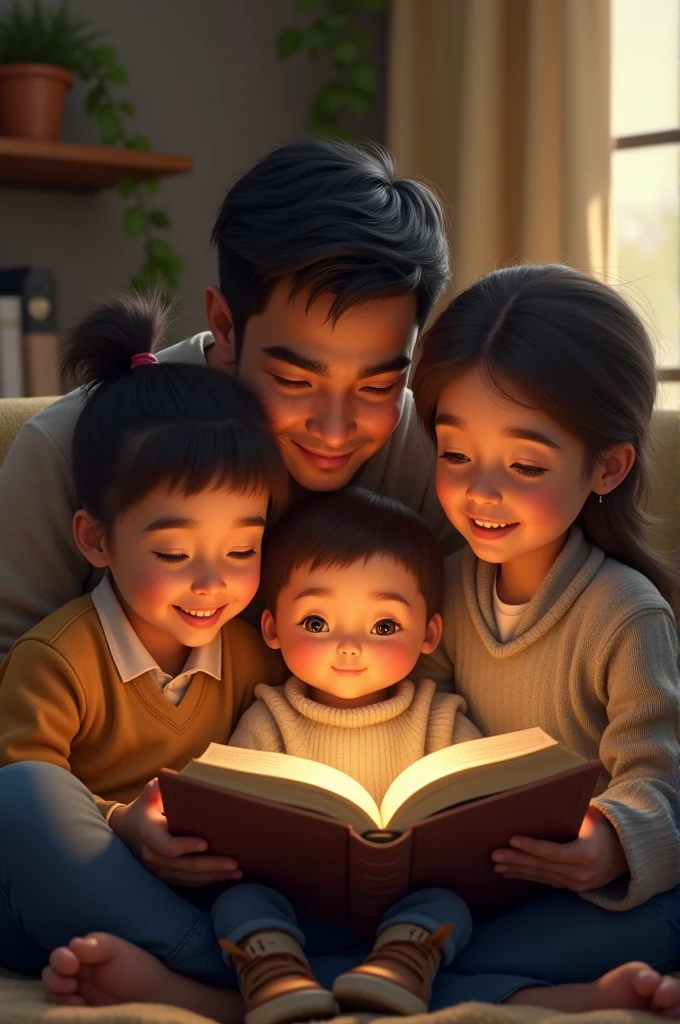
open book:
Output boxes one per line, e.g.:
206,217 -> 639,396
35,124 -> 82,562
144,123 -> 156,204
179,727 -> 589,835
160,728 -> 600,937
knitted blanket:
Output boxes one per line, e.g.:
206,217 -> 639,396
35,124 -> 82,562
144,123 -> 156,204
0,971 -> 670,1024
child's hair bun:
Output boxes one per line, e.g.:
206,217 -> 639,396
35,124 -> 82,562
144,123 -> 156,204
60,290 -> 169,390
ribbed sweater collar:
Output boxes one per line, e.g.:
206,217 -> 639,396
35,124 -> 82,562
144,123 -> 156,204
463,525 -> 605,658
283,677 -> 415,727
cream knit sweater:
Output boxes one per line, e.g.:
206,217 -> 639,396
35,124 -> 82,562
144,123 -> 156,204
229,677 -> 481,804
416,525 -> 680,912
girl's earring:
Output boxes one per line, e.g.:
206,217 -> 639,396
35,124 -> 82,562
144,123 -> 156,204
598,494 -> 603,504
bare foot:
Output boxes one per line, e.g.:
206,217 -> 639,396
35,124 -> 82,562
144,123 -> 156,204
507,961 -> 680,1017
42,932 -> 243,1024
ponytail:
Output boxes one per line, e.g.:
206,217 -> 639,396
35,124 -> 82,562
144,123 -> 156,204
66,293 -> 288,530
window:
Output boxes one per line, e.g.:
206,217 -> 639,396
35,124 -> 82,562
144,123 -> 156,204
611,0 -> 680,407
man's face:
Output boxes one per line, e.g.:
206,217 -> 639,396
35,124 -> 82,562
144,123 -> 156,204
236,281 -> 418,491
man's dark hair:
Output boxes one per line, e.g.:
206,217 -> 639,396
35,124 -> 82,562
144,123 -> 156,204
211,137 -> 450,353
61,293 -> 289,532
262,487 -> 444,619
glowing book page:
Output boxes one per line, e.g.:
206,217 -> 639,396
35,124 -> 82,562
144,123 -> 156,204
185,742 -> 382,833
379,727 -> 586,832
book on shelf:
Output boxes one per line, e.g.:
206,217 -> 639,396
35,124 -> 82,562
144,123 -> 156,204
0,267 -> 61,397
0,295 -> 23,398
159,727 -> 600,938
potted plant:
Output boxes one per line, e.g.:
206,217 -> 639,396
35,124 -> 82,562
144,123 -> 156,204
0,0 -> 184,301
0,0 -> 100,141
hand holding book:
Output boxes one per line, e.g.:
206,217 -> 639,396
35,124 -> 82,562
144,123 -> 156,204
492,804 -> 628,892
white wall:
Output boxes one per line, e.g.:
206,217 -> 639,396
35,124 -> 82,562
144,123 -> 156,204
0,0 -> 386,337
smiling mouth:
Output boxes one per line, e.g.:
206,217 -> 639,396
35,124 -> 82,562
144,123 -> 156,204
292,441 -> 360,469
332,667 -> 366,675
466,516 -> 519,539
174,605 -> 225,626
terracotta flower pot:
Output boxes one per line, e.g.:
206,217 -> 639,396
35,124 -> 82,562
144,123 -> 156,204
0,63 -> 74,142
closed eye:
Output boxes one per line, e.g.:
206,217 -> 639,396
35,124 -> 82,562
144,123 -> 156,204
439,452 -> 470,465
512,464 -> 547,477
361,382 -> 399,395
229,549 -> 257,560
153,552 -> 187,563
271,374 -> 309,389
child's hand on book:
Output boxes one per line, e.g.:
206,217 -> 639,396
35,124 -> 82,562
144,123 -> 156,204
109,779 -> 243,887
491,806 -> 628,892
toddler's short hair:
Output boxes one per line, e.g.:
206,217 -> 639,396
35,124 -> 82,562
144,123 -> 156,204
262,488 -> 444,619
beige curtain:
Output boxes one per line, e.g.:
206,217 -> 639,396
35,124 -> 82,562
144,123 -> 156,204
387,0 -> 611,300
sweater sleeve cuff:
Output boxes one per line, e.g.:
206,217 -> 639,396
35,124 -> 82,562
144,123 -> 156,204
98,798 -> 124,822
582,796 -> 680,910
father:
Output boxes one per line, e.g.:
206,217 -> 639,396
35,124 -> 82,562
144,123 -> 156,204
0,137 -> 457,659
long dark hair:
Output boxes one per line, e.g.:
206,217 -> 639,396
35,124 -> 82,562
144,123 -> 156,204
412,264 -> 674,601
61,292 -> 289,531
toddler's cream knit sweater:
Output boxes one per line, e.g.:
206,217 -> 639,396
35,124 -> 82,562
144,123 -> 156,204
229,676 -> 480,804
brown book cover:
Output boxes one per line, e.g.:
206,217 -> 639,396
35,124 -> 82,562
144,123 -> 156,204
159,760 -> 600,939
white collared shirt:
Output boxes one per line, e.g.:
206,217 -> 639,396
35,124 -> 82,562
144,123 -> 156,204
91,576 -> 222,706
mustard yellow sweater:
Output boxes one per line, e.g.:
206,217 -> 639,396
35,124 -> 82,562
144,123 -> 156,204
229,676 -> 481,804
0,595 -> 286,817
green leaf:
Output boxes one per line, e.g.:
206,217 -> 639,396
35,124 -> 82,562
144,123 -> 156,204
148,209 -> 170,229
329,0 -> 355,13
346,87 -> 373,115
314,81 -> 345,116
122,206 -> 147,239
322,12 -> 351,30
306,22 -> 329,56
92,44 -> 117,69
360,0 -> 388,9
276,26 -> 303,60
96,106 -> 121,145
349,61 -> 375,95
330,38 -> 358,66
144,177 -> 160,195
296,0 -> 321,8
128,134 -> 151,151
120,100 -> 136,117
107,64 -> 127,85
117,175 -> 136,198
85,83 -> 105,115
146,238 -> 174,265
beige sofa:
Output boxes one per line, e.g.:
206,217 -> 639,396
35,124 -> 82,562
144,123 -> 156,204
0,396 -> 676,1024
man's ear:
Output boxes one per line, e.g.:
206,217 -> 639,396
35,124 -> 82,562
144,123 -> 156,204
261,609 -> 281,650
205,286 -> 237,371
73,509 -> 110,568
421,612 -> 442,655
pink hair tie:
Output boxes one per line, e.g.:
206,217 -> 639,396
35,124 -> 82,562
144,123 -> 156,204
130,352 -> 159,370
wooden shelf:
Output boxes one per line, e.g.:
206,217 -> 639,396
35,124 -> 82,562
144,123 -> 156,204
0,137 -> 192,191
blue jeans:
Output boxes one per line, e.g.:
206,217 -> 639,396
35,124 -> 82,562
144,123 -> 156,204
0,761 -> 678,1005
217,881 -> 472,968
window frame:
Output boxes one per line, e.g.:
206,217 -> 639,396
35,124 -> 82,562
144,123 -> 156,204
613,130 -> 680,382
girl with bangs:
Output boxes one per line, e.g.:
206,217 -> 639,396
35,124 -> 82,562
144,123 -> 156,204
0,293 -> 287,996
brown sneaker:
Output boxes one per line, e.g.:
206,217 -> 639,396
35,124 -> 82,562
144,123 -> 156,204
220,938 -> 338,1024
332,923 -> 453,1015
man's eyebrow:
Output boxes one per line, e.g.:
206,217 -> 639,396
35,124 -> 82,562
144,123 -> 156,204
233,516 -> 266,529
262,345 -> 329,377
373,591 -> 412,608
143,517 -> 197,532
293,587 -> 331,600
503,428 -> 561,450
358,355 -> 412,380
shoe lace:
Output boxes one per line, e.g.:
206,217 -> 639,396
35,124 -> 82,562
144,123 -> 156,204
361,923 -> 453,987
219,940 -> 312,1003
